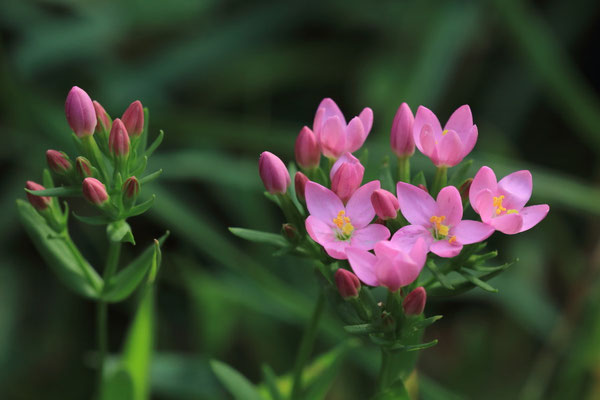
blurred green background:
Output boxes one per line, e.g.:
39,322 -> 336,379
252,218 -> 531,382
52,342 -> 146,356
1,0 -> 599,398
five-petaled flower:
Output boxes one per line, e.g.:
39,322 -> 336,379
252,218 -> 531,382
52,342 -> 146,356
469,166 -> 549,234
392,182 -> 494,258
305,181 -> 390,259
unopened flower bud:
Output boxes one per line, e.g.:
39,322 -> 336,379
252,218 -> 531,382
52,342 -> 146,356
418,184 -> 428,193
294,126 -> 320,169
371,189 -> 399,220
259,151 -> 290,194
403,286 -> 427,316
282,223 -> 299,242
330,153 -> 364,203
46,150 -> 72,175
65,86 -> 96,137
459,178 -> 473,202
82,177 -> 108,205
390,102 -> 415,157
93,100 -> 111,133
335,269 -> 361,299
76,156 -> 93,179
121,100 -> 144,137
25,181 -> 51,211
294,171 -> 309,202
122,176 -> 140,208
109,118 -> 130,157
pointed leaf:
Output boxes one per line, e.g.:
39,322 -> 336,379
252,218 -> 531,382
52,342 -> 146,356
73,213 -> 112,226
139,169 -> 163,185
210,360 -> 263,400
428,260 -> 515,297
125,195 -> 156,218
344,323 -> 378,334
145,130 -> 164,159
379,157 -> 395,192
100,368 -> 134,400
229,227 -> 289,248
409,315 -> 443,331
107,220 -> 135,244
426,260 -> 454,290
412,171 -> 427,189
261,364 -> 284,400
459,270 -> 498,293
25,186 -> 82,197
448,159 -> 473,186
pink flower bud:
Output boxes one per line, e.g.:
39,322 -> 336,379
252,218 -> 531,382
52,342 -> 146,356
46,150 -> 72,175
294,171 -> 309,202
294,126 -> 320,169
65,86 -> 97,137
330,152 -> 364,203
82,177 -> 108,205
121,100 -> 144,137
123,176 -> 140,199
108,118 -> 130,157
371,189 -> 399,220
418,184 -> 428,193
459,178 -> 473,202
25,181 -> 51,211
282,223 -> 299,241
76,156 -> 93,179
93,100 -> 111,133
335,269 -> 361,299
403,286 -> 427,316
390,103 -> 415,157
259,152 -> 290,194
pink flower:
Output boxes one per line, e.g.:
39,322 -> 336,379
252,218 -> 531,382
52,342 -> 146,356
93,100 -> 111,133
305,181 -> 390,260
413,105 -> 478,167
294,171 -> 308,202
371,189 -> 399,220
346,238 -> 428,292
46,150 -> 72,175
25,181 -> 51,211
335,269 -> 361,299
65,86 -> 97,137
403,286 -> 427,315
312,98 -> 373,159
82,177 -> 109,205
390,102 -> 415,157
258,152 -> 290,194
394,182 -> 494,258
295,126 -> 320,169
469,166 -> 549,234
108,118 -> 130,157
121,100 -> 144,137
330,153 -> 364,203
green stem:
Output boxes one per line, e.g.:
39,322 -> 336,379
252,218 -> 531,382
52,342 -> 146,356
431,166 -> 448,197
397,156 -> 411,183
96,240 -> 122,396
290,292 -> 325,400
377,349 -> 396,391
82,135 -> 109,183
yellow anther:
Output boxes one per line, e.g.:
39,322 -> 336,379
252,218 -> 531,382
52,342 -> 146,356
342,223 -> 354,236
507,209 -> 518,214
333,210 -> 346,228
438,224 -> 449,236
442,129 -> 449,136
448,235 -> 457,244
430,215 -> 450,238
333,210 -> 354,239
493,195 -> 507,215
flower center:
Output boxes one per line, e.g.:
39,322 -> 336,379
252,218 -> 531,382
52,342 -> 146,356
442,129 -> 449,136
430,215 -> 457,243
333,210 -> 354,240
492,195 -> 518,216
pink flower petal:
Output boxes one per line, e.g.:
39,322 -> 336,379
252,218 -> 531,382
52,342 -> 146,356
436,185 -> 463,227
358,107 -> 373,135
470,166 -> 498,213
490,213 -> 523,235
346,181 -> 380,228
305,182 -> 344,223
417,124 -> 438,161
315,98 -> 346,128
444,105 -> 473,135
324,240 -> 350,259
320,116 -> 346,159
396,182 -> 437,226
461,125 -> 478,158
330,152 -> 361,180
345,117 -> 367,153
452,220 -> 494,245
351,224 -> 390,250
498,170 -> 532,211
408,237 -> 429,269
413,106 -> 442,149
436,130 -> 464,167
390,225 -> 433,253
518,204 -> 549,232
430,239 -> 463,258
305,215 -> 335,248
312,107 -> 325,142
346,247 -> 378,286
474,189 -> 495,221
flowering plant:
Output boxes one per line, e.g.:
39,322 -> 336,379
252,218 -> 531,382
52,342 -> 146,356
230,98 -> 549,398
17,87 -> 167,399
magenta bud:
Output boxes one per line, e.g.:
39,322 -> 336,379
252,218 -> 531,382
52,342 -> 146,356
25,181 -> 51,211
259,151 -> 291,194
390,103 -> 415,157
76,156 -> 93,179
295,171 -> 309,202
93,100 -> 112,133
82,177 -> 108,205
294,126 -> 320,169
335,269 -> 361,299
330,153 -> 364,203
371,189 -> 399,220
65,86 -> 97,137
403,287 -> 427,316
46,150 -> 72,175
418,184 -> 428,193
109,118 -> 130,157
121,100 -> 144,137
123,176 -> 140,199
459,178 -> 473,202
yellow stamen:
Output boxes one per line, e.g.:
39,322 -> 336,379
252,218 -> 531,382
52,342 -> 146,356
507,209 -> 518,214
493,195 -> 506,215
333,210 -> 354,239
430,215 -> 450,239
448,235 -> 457,244
438,224 -> 449,236
442,129 -> 449,136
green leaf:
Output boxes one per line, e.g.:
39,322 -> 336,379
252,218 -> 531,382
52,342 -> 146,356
448,159 -> 473,186
17,200 -> 102,298
73,213 -> 112,226
145,130 -> 164,159
379,156 -> 395,192
428,260 -> 515,297
344,323 -> 378,334
102,232 -> 168,303
412,171 -> 427,189
229,227 -> 289,248
125,195 -> 156,218
210,360 -> 264,400
425,260 -> 454,290
371,378 -> 410,400
261,364 -> 284,400
409,315 -> 443,331
302,342 -> 351,400
25,186 -> 82,197
358,148 -> 369,166
459,270 -> 498,293
107,220 -> 135,244
100,368 -> 135,400
139,169 -> 163,185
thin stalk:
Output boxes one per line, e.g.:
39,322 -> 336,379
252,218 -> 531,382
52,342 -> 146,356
431,166 -> 448,197
290,292 -> 325,400
377,349 -> 395,391
96,240 -> 122,395
397,156 -> 411,183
